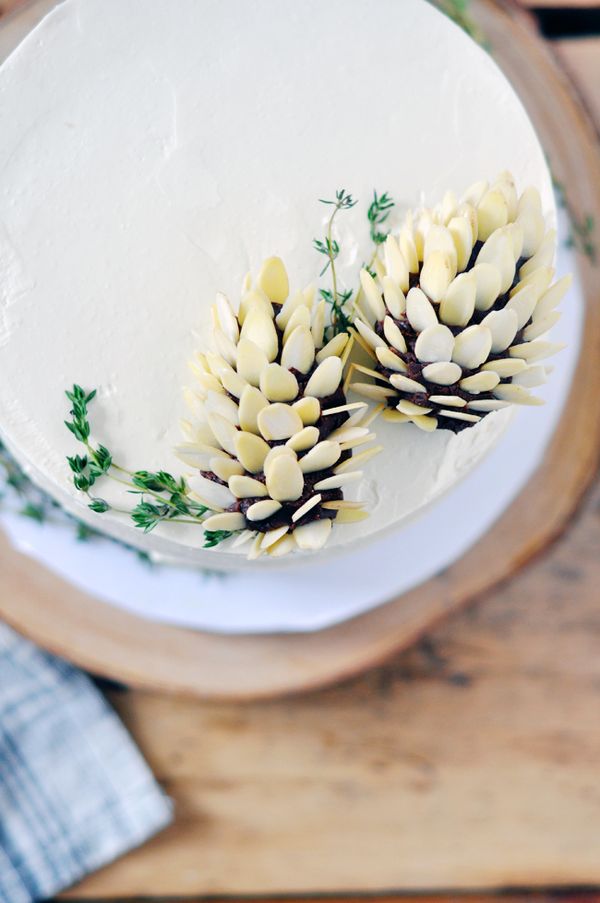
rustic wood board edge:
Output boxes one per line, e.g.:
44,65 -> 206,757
1,0 -> 600,701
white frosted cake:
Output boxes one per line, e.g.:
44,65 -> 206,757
0,0 -> 566,569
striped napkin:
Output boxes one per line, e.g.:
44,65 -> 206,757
0,623 -> 173,903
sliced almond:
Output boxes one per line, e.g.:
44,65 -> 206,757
202,512 -> 245,533
429,395 -> 466,407
238,385 -> 269,434
304,356 -> 344,398
472,262 -> 501,312
299,440 -> 341,473
467,399 -> 509,412
493,384 -> 544,406
420,251 -> 455,303
292,494 -> 322,523
389,373 -> 427,394
406,287 -> 438,332
246,499 -> 283,522
382,409 -> 410,423
414,323 -> 455,364
421,361 -> 462,385
260,525 -> 290,550
281,325 -> 315,374
240,310 -> 278,362
410,414 -> 438,432
220,368 -> 248,400
316,333 -> 349,363
286,426 -> 320,453
311,299 -> 326,349
476,230 -> 515,294
210,457 -> 245,482
505,284 -> 538,330
238,289 -> 273,325
293,395 -> 320,425
375,346 -> 407,373
459,371 -> 499,393
354,318 -> 386,351
188,475 -> 236,510
519,230 -> 557,279
508,340 -> 564,362
383,316 -> 407,353
480,308 -> 519,354
438,409 -> 480,423
452,325 -> 492,370
293,518 -> 332,550
477,188 -> 509,241
206,412 -> 238,456
384,235 -> 409,292
257,256 -> 289,303
350,382 -> 396,401
282,304 -> 311,343
234,431 -> 270,474
440,271 -> 476,327
228,475 -> 269,499
382,276 -> 406,318
314,471 -> 363,491
522,311 -> 561,341
448,215 -> 473,272
535,274 -> 572,318
335,507 -> 370,524
360,269 -> 386,321
259,363 -> 299,402
257,403 -> 303,441
512,365 -> 548,388
275,290 -> 309,331
236,338 -> 269,387
266,454 -> 304,502
397,400 -> 433,416
333,445 -> 382,473
481,357 -> 527,377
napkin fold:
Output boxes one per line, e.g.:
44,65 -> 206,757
0,623 -> 173,903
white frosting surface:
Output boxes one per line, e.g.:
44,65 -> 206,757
0,0 -> 553,569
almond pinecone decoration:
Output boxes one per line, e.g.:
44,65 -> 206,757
350,172 -> 571,432
177,258 -> 380,558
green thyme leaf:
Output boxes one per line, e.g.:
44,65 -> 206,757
88,498 -> 110,513
203,529 -> 234,548
19,503 -> 46,524
367,190 -> 395,245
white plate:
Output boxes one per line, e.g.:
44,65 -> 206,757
0,208 -> 581,634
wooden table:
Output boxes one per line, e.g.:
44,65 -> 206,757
2,0 -> 599,899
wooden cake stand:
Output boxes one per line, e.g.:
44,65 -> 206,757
1,0 -> 599,700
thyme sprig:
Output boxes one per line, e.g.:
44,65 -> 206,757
203,529 -> 235,548
314,189 -> 357,339
64,385 -> 234,547
314,189 -> 397,337
354,189 -> 395,316
367,191 -> 395,245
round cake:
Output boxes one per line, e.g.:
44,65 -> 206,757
0,0 -> 560,568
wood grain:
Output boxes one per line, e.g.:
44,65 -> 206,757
62,478 -> 600,896
554,38 -> 600,135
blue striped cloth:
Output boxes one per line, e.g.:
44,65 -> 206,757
0,623 -> 173,903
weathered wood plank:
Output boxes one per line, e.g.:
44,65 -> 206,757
61,475 -> 600,896
554,38 -> 600,134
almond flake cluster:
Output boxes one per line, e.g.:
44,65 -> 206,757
349,172 -> 570,432
177,257 -> 380,559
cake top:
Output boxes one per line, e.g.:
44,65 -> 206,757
0,0 -> 555,567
